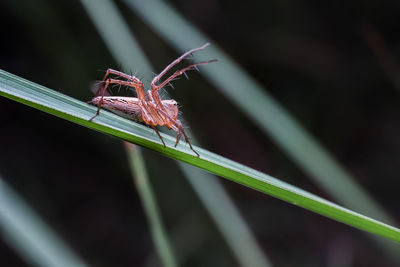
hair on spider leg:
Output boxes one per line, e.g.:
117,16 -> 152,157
127,68 -> 139,78
90,80 -> 103,87
109,82 -> 137,96
90,80 -> 108,96
125,85 -> 138,96
110,83 -> 128,95
183,71 -> 190,80
162,77 -> 181,88
96,68 -> 107,75
170,76 -> 181,82
168,82 -> 175,89
110,83 -> 119,89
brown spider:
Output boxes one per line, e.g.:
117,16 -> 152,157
88,43 -> 217,157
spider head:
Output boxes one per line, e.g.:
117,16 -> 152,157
162,100 -> 179,120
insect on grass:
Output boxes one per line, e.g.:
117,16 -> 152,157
88,43 -> 217,157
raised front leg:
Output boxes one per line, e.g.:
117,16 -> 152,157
151,43 -> 212,90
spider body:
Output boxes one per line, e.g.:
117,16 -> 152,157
89,96 -> 178,123
88,43 -> 216,157
89,96 -> 143,122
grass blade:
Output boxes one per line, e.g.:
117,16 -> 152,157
125,144 -> 178,267
1,69 -> 399,243
0,175 -> 89,267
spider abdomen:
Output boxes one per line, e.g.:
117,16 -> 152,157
90,96 -> 143,122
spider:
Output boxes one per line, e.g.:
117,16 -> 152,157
88,43 -> 217,157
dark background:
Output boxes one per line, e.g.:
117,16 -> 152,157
1,0 -> 400,266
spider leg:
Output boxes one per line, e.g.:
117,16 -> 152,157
165,116 -> 199,157
141,100 -> 200,157
89,78 -> 114,121
152,59 -> 217,93
149,58 -> 216,120
96,69 -> 145,98
176,125 -> 199,157
141,100 -> 199,156
151,110 -> 199,156
146,91 -> 171,125
151,126 -> 166,147
101,68 -> 141,84
174,131 -> 182,147
89,111 -> 100,122
151,43 -> 211,89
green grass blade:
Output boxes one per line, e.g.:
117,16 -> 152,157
125,144 -> 178,267
0,175 -> 89,267
179,163 -> 273,267
1,69 -> 399,243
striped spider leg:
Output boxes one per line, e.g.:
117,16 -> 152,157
89,43 -> 217,157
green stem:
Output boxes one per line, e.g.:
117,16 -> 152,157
125,143 -> 178,267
